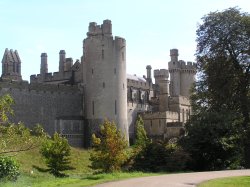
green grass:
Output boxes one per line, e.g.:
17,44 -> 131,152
0,146 -> 159,187
1,171 -> 157,187
198,176 -> 250,187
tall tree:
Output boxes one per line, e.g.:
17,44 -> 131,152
193,7 -> 250,167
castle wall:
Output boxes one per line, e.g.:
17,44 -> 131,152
0,82 -> 84,144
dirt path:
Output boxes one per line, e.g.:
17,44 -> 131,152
93,169 -> 250,187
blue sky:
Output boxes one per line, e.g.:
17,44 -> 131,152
1,0 -> 249,81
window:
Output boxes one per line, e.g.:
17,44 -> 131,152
103,82 -> 105,88
92,101 -> 94,115
102,49 -> 104,60
13,62 -> 15,72
122,52 -> 124,61
92,68 -> 94,75
150,120 -> 152,129
115,100 -> 117,115
16,64 -> 19,73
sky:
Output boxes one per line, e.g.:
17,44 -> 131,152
1,0 -> 249,81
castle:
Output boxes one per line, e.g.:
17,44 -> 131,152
1,20 -> 196,146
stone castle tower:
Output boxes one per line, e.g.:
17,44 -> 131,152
83,20 -> 128,139
168,49 -> 196,97
1,48 -> 22,81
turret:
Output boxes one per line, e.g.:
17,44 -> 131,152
170,48 -> 178,63
168,49 -> 181,96
40,53 -> 48,75
154,69 -> 169,111
59,50 -> 66,73
1,48 -> 22,81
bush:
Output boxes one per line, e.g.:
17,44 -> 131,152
90,120 -> 128,173
0,156 -> 19,181
40,132 -> 73,177
132,139 -> 189,172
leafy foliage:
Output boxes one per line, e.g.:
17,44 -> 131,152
0,156 -> 19,181
90,120 -> 128,173
0,94 -> 14,124
40,132 -> 73,177
184,7 -> 250,170
180,111 -> 242,171
134,115 -> 150,149
133,139 -> 189,172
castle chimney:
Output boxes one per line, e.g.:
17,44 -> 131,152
59,50 -> 66,73
40,53 -> 48,74
146,65 -> 152,84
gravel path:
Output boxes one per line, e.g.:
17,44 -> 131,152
93,169 -> 250,187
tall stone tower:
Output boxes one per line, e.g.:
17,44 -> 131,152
1,48 -> 22,81
83,20 -> 128,140
168,49 -> 196,97
168,49 -> 180,96
154,69 -> 170,111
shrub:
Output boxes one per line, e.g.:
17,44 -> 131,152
90,120 -> 128,173
40,132 -> 73,177
0,156 -> 19,181
132,139 -> 189,172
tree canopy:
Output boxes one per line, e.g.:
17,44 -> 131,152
182,7 -> 250,169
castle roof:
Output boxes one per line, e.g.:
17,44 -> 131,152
2,48 -> 21,64
127,74 -> 146,82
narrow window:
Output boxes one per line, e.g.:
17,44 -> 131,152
13,62 -> 15,72
150,120 -> 152,129
102,49 -> 104,60
92,68 -> 94,75
115,100 -> 117,115
122,52 -> 124,61
92,101 -> 94,115
103,82 -> 105,88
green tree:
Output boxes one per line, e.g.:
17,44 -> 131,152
0,94 -> 14,124
189,7 -> 250,168
180,111 -> 242,171
134,115 -> 149,149
40,132 -> 72,177
90,120 -> 128,173
133,140 -> 189,172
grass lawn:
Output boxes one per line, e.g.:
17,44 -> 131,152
198,176 -> 250,187
0,146 -> 158,187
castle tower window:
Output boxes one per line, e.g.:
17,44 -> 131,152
102,49 -> 104,60
92,68 -> 94,75
114,68 -> 116,74
103,82 -> 105,88
115,100 -> 117,115
92,101 -> 95,116
122,52 -> 124,61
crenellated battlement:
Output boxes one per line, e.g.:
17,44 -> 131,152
0,80 -> 80,94
30,70 -> 72,83
154,69 -> 169,79
87,19 -> 112,37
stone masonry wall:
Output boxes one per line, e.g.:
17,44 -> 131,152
0,81 -> 83,137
